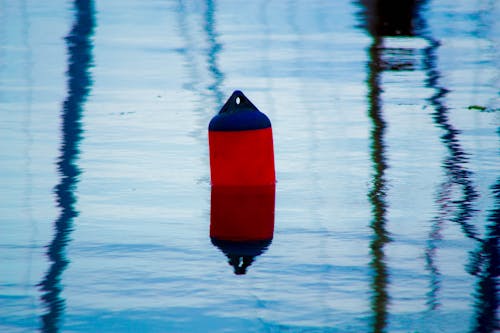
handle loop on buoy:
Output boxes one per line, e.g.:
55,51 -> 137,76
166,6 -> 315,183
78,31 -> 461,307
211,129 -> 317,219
208,91 -> 271,132
219,90 -> 259,114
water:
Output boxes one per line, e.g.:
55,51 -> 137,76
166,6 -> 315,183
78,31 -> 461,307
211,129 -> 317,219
1,0 -> 499,332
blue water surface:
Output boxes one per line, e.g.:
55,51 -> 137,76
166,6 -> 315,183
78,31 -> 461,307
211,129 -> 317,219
0,0 -> 499,332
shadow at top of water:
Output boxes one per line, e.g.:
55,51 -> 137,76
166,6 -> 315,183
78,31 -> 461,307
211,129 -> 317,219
357,0 -> 428,37
37,0 -> 95,332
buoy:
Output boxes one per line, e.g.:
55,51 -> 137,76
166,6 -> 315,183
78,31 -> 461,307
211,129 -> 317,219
210,185 -> 275,274
208,90 -> 275,186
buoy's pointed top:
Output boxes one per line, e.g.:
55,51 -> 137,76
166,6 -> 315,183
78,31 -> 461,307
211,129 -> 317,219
219,90 -> 259,114
209,90 -> 271,131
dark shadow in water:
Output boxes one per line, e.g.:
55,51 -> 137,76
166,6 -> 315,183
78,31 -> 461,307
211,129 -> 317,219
204,0 -> 224,108
358,1 -> 427,331
358,0 -> 425,37
37,1 -> 95,332
210,185 -> 275,275
469,177 -> 500,333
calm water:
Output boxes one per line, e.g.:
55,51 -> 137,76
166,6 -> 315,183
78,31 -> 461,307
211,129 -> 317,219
1,0 -> 499,332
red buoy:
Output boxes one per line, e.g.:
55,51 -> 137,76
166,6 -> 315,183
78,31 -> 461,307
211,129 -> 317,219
208,90 -> 275,186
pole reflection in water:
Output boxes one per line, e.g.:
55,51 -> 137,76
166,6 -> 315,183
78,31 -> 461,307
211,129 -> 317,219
359,1 -> 426,331
366,37 -> 390,333
360,1 -> 493,330
38,0 -> 95,332
421,20 -> 482,312
423,40 -> 480,241
210,185 -> 275,275
470,178 -> 499,333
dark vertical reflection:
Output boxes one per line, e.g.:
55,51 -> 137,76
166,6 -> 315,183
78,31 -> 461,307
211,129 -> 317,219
423,173 -> 446,310
418,16 -> 445,314
421,37 -> 448,310
470,177 -> 500,333
38,1 -> 95,332
421,16 -> 481,311
423,40 -> 480,241
359,1 -> 493,330
364,19 -> 388,333
358,1 -> 426,331
204,0 -> 224,108
366,36 -> 390,333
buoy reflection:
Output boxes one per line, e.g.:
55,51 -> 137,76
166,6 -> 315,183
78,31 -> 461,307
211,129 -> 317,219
210,185 -> 275,275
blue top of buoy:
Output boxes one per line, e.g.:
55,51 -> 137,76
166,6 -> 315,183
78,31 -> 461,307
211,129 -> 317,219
209,90 -> 271,131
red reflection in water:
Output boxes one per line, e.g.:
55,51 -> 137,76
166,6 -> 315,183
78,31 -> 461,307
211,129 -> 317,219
210,185 -> 275,241
210,185 -> 275,274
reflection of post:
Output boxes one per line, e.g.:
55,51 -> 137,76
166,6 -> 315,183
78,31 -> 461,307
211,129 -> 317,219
423,32 -> 497,331
210,185 -> 275,275
359,1 -> 427,331
423,39 -> 480,240
470,178 -> 499,333
38,1 -> 95,332
422,25 -> 481,311
366,36 -> 390,333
